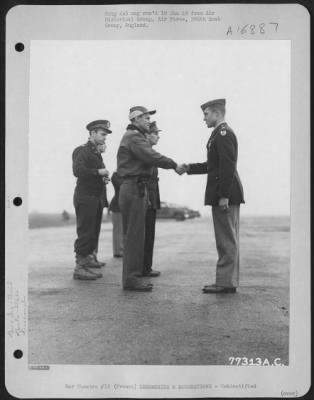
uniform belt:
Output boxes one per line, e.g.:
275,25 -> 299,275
122,175 -> 150,181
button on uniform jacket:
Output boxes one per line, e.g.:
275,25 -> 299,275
117,124 -> 177,178
188,122 -> 245,206
72,141 -> 108,207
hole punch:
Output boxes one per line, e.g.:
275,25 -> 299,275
13,197 -> 22,206
15,43 -> 25,52
13,349 -> 23,359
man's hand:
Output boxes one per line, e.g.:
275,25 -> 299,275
182,163 -> 190,173
219,198 -> 229,210
175,164 -> 189,175
98,168 -> 109,177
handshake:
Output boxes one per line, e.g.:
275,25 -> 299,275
175,163 -> 189,176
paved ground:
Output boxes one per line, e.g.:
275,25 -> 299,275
28,216 -> 289,365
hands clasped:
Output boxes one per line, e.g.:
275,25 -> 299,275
175,163 -> 189,175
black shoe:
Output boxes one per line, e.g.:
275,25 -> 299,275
142,270 -> 161,277
202,284 -> 236,294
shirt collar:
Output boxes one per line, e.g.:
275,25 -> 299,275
215,120 -> 226,128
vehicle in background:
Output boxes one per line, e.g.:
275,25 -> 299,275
157,201 -> 201,221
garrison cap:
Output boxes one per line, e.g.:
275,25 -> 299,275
201,99 -> 226,112
129,106 -> 156,121
149,121 -> 162,133
86,120 -> 112,133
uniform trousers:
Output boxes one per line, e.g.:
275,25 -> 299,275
143,207 -> 157,274
119,181 -> 148,288
74,194 -> 103,258
212,205 -> 240,288
112,211 -> 124,256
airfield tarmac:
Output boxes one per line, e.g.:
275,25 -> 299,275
28,216 -> 289,365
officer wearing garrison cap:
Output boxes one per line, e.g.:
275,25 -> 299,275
179,99 -> 245,294
72,120 -> 111,280
117,106 -> 184,291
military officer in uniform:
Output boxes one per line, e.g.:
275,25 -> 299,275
181,99 -> 245,293
117,106 -> 183,291
109,171 -> 124,258
72,120 -> 112,280
142,121 -> 162,278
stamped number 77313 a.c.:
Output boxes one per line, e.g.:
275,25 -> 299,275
228,357 -> 284,366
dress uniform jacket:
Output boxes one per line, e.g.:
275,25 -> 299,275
188,122 -> 244,206
72,141 -> 108,207
117,124 -> 177,177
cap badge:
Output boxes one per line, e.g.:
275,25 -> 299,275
220,130 -> 227,136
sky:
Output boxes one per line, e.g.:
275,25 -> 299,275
29,40 -> 290,216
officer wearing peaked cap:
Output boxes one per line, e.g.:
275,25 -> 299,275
86,120 -> 112,133
72,119 -> 112,280
182,99 -> 245,294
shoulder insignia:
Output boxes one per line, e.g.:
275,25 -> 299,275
220,130 -> 227,136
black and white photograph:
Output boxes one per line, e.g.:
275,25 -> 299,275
5,3 -> 311,398
27,38 -> 291,362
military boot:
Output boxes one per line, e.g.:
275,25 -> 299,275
75,254 -> 103,279
73,265 -> 97,280
91,251 -> 106,267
